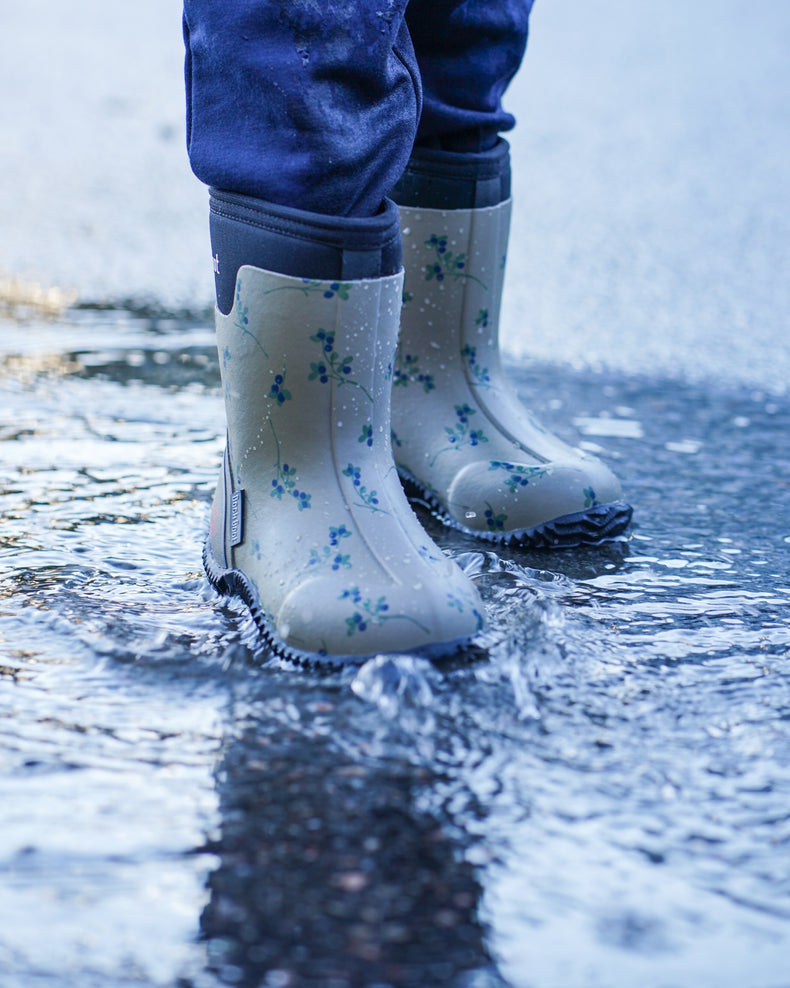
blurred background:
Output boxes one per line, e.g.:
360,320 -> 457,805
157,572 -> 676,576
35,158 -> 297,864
2,0 -> 788,392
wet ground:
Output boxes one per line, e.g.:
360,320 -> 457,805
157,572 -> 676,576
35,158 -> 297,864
2,0 -> 790,986
1,313 -> 788,987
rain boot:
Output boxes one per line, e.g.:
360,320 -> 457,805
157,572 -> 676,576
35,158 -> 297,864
391,141 -> 633,547
203,191 -> 485,662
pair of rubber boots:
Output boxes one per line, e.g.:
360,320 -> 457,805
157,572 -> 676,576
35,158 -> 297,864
204,143 -> 632,663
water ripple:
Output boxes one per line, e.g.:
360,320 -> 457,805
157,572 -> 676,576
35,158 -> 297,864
2,317 -> 789,985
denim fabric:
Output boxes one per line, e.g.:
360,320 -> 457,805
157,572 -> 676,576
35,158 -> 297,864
408,0 -> 533,154
183,1 -> 533,218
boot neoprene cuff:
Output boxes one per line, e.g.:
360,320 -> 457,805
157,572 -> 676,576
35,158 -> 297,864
391,139 -> 511,210
209,191 -> 403,314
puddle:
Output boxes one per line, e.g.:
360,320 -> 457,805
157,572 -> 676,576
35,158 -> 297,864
1,309 -> 789,987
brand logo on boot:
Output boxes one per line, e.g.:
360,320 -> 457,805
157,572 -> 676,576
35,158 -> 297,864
230,491 -> 244,547
213,253 -> 220,275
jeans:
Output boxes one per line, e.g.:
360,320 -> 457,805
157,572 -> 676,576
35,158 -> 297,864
183,0 -> 534,217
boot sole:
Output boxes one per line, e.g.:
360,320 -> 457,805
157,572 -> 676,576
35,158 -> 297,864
202,538 -> 480,667
398,469 -> 633,549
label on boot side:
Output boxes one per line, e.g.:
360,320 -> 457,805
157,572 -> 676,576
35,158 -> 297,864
230,491 -> 244,547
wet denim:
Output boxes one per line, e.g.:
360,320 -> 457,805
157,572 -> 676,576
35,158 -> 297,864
183,0 -> 533,217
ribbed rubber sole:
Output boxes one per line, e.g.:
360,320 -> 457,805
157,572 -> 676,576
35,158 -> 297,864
202,539 -> 479,667
398,469 -> 633,549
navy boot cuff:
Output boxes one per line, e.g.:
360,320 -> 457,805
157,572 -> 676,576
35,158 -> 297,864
390,139 -> 511,211
209,191 -> 403,314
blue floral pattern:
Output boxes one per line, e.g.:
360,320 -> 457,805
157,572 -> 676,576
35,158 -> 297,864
484,502 -> 508,532
342,463 -> 387,514
269,369 -> 292,406
263,279 -> 351,301
488,461 -> 549,494
309,329 -> 372,402
216,264 -> 487,653
268,422 -> 311,511
234,277 -> 268,358
423,234 -> 487,289
221,344 -> 233,402
309,525 -> 352,571
430,404 -> 489,466
583,486 -> 600,508
320,281 -> 350,301
461,344 -> 492,388
339,587 -> 429,637
393,348 -> 435,392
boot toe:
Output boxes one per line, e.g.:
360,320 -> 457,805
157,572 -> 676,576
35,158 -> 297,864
444,455 -> 628,542
275,566 -> 485,660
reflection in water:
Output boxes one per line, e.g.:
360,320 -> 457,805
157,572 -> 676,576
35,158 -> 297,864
201,711 -> 501,988
2,313 -> 790,987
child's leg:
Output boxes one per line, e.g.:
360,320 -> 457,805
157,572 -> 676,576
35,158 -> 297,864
390,1 -> 633,546
183,0 -> 420,217
406,0 -> 533,153
182,1 -> 485,659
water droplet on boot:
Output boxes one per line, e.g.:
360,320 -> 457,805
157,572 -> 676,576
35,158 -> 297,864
465,511 -> 477,519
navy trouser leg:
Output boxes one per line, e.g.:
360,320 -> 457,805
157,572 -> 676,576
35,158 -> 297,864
183,1 -> 533,218
396,0 -> 534,211
407,0 -> 534,152
183,0 -> 421,218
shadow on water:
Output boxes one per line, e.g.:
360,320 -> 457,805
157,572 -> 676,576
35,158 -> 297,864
200,672 -> 503,988
1,309 -> 789,987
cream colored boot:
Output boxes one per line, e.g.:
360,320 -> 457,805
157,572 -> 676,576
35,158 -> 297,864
204,264 -> 485,662
391,149 -> 631,547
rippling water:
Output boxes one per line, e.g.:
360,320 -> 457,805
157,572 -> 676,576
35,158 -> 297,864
1,309 -> 789,987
